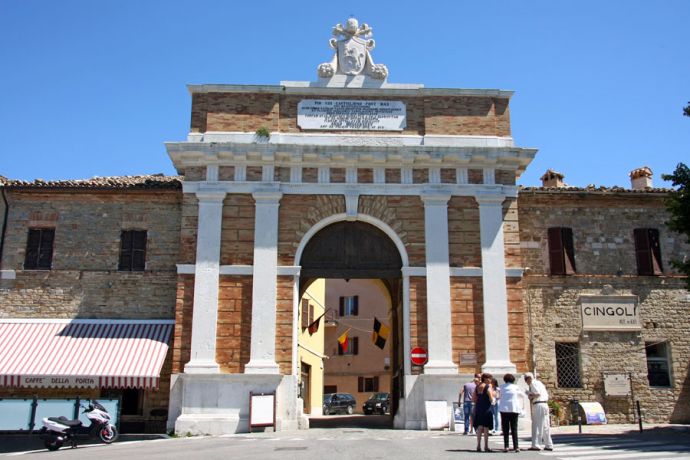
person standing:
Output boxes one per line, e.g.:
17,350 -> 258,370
498,373 -> 522,452
458,373 -> 480,435
490,377 -> 500,435
473,373 -> 495,452
525,372 -> 554,451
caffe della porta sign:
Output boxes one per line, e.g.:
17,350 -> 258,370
579,295 -> 640,331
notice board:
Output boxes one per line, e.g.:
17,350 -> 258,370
249,392 -> 276,432
425,400 -> 449,430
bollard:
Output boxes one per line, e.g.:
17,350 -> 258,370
570,399 -> 582,434
636,400 -> 643,433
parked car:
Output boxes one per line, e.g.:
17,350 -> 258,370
362,392 -> 390,415
323,393 -> 356,415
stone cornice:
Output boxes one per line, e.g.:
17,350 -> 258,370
187,83 -> 514,99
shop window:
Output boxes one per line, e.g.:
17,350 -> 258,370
119,230 -> 147,271
339,296 -> 359,316
634,228 -> 663,275
555,342 -> 581,388
338,336 -> 359,356
24,228 -> 55,270
646,342 -> 671,387
358,376 -> 379,392
548,227 -> 576,275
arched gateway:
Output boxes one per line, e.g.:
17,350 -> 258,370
167,18 -> 536,434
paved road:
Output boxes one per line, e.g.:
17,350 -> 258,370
3,425 -> 688,460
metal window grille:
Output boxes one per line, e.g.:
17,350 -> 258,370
555,342 -> 581,388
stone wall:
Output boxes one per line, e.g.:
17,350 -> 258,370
0,190 -> 181,319
519,190 -> 690,423
190,92 -> 512,138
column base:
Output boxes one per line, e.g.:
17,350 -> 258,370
423,360 -> 458,375
244,359 -> 280,374
184,360 -> 220,374
481,360 -> 516,375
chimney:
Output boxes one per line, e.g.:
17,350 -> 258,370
540,169 -> 565,188
630,166 -> 653,190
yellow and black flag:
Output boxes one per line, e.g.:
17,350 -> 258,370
371,317 -> 390,350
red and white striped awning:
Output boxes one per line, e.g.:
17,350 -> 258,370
0,319 -> 174,390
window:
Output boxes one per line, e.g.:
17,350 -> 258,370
634,228 -> 663,275
24,228 -> 55,270
301,299 -> 310,329
646,342 -> 671,387
338,336 -> 359,355
555,342 -> 581,388
119,230 -> 147,271
358,376 -> 379,392
101,388 -> 143,416
339,296 -> 359,316
548,227 -> 576,275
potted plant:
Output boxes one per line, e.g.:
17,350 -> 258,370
548,400 -> 562,427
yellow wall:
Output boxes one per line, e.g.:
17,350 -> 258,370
297,279 -> 326,415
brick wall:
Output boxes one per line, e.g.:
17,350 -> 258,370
220,194 -> 255,266
216,275 -> 253,373
191,92 -> 512,137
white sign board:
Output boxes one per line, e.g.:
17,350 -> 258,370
579,295 -> 640,331
297,99 -> 406,131
604,374 -> 631,396
249,392 -> 275,431
424,400 -> 449,430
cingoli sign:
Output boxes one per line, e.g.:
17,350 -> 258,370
579,295 -> 640,331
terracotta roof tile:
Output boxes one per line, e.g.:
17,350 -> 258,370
0,174 -> 182,190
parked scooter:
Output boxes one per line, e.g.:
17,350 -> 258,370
39,400 -> 119,451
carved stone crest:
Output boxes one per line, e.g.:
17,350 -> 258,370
317,18 -> 388,80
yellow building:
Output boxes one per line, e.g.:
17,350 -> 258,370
297,279 -> 326,415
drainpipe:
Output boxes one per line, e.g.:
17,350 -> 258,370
0,187 -> 8,271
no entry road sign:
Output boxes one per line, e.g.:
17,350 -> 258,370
410,347 -> 428,366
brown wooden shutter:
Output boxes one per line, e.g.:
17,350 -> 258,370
131,230 -> 147,271
353,296 -> 359,316
373,376 -> 379,392
562,227 -> 576,274
634,228 -> 653,275
301,299 -> 309,329
648,228 -> 663,274
38,229 -> 54,269
339,296 -> 345,316
353,337 -> 359,355
548,227 -> 566,275
358,377 -> 364,392
24,229 -> 41,269
309,303 -> 314,325
119,231 -> 133,271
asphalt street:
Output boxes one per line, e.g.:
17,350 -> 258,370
2,423 -> 689,460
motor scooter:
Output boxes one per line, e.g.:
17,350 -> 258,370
39,400 -> 119,451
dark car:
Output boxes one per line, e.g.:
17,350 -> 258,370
323,393 -> 356,415
362,392 -> 390,415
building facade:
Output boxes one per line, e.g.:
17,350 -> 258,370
0,18 -> 688,434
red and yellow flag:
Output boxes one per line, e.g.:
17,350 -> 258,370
337,328 -> 351,354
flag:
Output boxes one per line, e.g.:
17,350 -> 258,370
337,328 -> 350,354
371,317 -> 390,350
307,313 -> 324,335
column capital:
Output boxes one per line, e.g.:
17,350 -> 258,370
420,193 -> 451,206
195,190 -> 227,202
252,191 -> 283,204
474,192 -> 507,206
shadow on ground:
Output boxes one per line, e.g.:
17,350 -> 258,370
308,414 -> 392,429
0,433 -> 166,454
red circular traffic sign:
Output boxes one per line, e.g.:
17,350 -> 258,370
410,347 -> 428,366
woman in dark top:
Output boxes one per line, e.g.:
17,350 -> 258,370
473,373 -> 495,452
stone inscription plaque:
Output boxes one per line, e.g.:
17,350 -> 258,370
297,99 -> 406,131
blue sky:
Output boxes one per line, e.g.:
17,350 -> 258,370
1,1 -> 688,187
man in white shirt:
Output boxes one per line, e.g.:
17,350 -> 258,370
525,372 -> 554,451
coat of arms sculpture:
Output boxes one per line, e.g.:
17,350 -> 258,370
317,18 -> 388,80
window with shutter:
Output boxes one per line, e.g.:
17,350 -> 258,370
24,228 -> 55,270
548,227 -> 575,275
119,230 -> 147,271
301,299 -> 309,329
358,377 -> 364,392
634,228 -> 662,275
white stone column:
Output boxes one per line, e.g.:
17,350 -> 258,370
421,194 -> 458,374
185,191 -> 226,373
245,191 -> 283,374
475,193 -> 516,374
